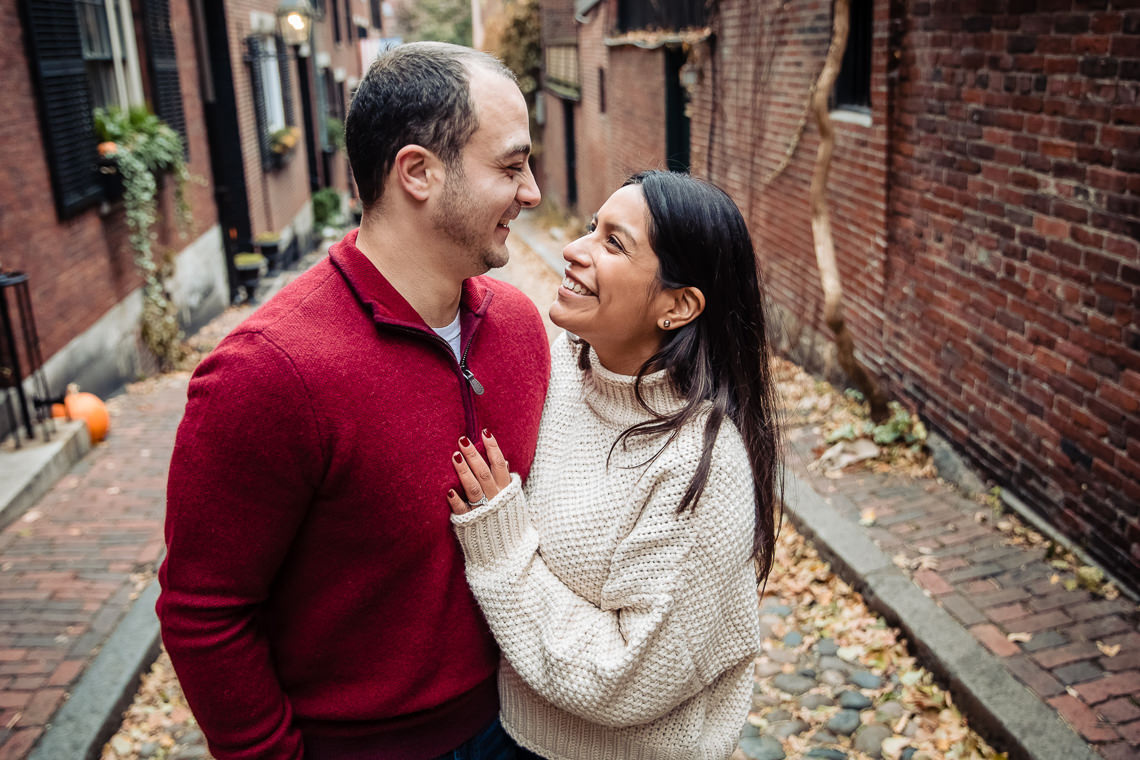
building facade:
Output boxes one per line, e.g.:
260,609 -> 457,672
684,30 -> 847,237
539,0 -> 1140,588
5,0 -> 377,414
6,0 -> 225,399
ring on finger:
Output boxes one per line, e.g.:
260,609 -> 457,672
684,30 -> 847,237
467,496 -> 489,509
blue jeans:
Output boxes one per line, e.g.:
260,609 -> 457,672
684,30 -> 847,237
431,718 -> 541,760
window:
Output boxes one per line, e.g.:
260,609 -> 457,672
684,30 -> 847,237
833,0 -> 872,111
248,35 -> 297,169
260,38 -> 287,134
544,45 -> 580,99
21,0 -> 184,218
598,68 -> 606,113
76,0 -> 144,109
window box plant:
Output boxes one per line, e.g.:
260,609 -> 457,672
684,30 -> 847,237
92,106 -> 192,369
269,126 -> 302,169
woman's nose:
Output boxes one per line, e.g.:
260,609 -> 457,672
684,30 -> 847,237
562,236 -> 590,266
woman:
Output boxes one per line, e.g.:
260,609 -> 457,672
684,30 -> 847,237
445,171 -> 781,760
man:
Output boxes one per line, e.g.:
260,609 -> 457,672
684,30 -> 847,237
157,43 -> 548,759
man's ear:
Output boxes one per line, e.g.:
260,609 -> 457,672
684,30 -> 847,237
392,145 -> 442,202
658,286 -> 705,331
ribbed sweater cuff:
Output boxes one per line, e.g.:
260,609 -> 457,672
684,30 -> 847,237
451,474 -> 533,568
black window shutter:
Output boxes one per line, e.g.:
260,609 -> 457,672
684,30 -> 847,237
19,0 -> 102,218
276,37 -> 295,125
142,0 -> 189,157
344,0 -> 353,42
246,37 -> 270,169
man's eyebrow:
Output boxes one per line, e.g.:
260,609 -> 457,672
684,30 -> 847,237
498,144 -> 532,161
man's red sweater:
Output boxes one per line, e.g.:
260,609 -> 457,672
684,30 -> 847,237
157,231 -> 550,759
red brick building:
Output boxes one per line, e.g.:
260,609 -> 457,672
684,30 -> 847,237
5,0 -> 224,399
4,0 -> 373,409
540,0 -> 1140,589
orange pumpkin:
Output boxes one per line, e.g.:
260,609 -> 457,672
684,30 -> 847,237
63,391 -> 110,443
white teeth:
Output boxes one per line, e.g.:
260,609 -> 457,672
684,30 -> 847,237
562,276 -> 593,296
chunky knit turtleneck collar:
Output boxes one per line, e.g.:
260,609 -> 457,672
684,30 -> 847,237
578,342 -> 686,428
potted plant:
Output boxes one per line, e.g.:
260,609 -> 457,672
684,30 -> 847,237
96,140 -> 124,200
254,231 -> 283,270
233,252 -> 267,302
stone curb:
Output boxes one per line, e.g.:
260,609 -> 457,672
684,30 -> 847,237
29,579 -> 162,760
784,471 -> 1100,760
0,419 -> 90,533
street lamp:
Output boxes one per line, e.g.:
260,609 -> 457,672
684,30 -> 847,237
276,0 -> 313,47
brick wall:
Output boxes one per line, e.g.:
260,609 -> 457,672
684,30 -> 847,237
689,0 -> 891,381
885,3 -> 1140,580
542,0 -> 1140,585
1,0 -> 217,364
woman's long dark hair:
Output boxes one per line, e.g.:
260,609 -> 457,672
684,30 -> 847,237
580,170 -> 782,583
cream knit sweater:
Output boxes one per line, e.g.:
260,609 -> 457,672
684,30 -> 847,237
452,334 -> 762,760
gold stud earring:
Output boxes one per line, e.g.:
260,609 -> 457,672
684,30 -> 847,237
663,319 -> 671,329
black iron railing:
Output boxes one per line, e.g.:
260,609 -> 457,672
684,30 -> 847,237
0,272 -> 54,447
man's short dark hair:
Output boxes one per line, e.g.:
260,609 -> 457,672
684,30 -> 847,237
346,42 -> 516,208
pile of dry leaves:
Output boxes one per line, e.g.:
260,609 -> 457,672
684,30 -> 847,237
754,520 -> 1008,760
772,358 -> 936,479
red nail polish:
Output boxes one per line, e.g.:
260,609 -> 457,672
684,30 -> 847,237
453,452 -> 462,463
482,428 -> 491,438
447,489 -> 456,499
459,436 -> 471,447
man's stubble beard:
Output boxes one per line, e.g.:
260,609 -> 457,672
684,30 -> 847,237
431,165 -> 510,274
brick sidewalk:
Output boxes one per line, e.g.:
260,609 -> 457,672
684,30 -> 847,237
786,426 -> 1140,759
0,372 -> 189,759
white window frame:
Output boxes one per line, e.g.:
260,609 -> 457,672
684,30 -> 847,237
77,0 -> 144,109
259,36 -> 287,134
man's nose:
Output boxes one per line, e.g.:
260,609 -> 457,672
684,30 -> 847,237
517,165 -> 541,208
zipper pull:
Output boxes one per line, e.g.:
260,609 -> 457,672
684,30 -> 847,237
461,363 -> 485,395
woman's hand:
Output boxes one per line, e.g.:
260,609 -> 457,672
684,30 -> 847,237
447,429 -> 510,515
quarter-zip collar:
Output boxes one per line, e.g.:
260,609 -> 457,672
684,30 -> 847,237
329,229 -> 494,332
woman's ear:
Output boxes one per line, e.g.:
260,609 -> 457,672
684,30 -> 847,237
658,286 -> 705,331
392,145 -> 440,202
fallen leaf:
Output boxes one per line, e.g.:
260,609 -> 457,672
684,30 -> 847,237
1096,641 -> 1121,657
882,736 -> 910,760
860,508 -> 877,526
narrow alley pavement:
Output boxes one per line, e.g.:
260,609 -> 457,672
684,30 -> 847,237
0,217 -> 1136,760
